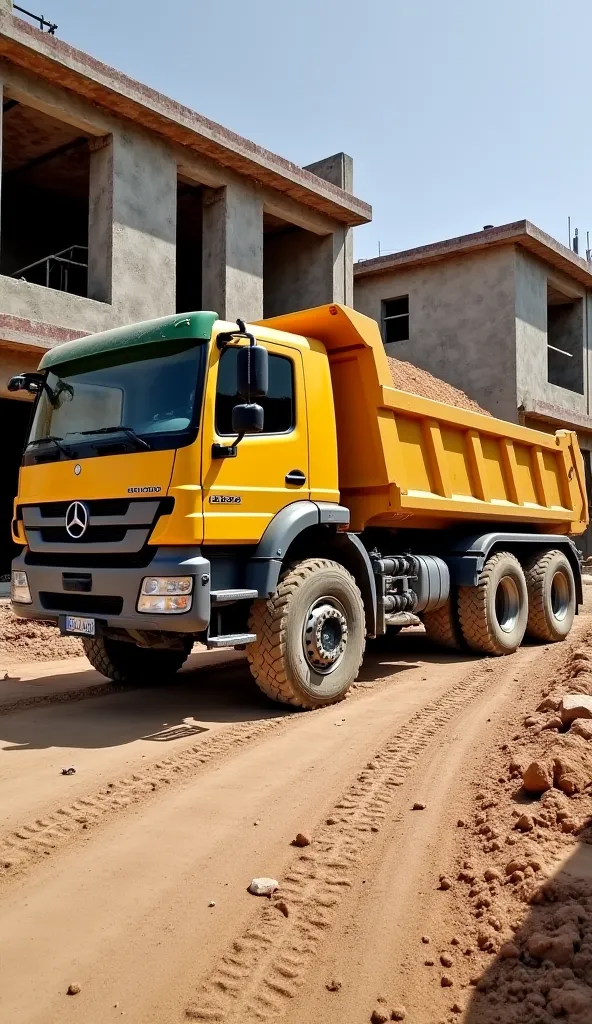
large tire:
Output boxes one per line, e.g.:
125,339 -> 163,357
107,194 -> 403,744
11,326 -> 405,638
422,599 -> 461,651
524,549 -> 576,642
82,635 -> 193,684
247,558 -> 366,709
458,551 -> 528,655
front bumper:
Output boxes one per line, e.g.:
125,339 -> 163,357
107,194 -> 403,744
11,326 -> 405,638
11,546 -> 211,634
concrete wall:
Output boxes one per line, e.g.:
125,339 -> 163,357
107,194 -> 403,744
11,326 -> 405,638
264,221 -> 351,320
354,245 -> 519,421
514,249 -> 589,418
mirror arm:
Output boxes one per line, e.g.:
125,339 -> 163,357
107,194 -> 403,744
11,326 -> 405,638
212,432 -> 245,460
216,318 -> 256,350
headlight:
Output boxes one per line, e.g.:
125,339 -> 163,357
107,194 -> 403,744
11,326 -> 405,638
11,570 -> 32,605
137,576 -> 193,613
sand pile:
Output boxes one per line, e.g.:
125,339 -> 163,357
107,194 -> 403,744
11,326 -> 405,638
0,603 -> 82,663
436,640 -> 592,1022
388,356 -> 492,416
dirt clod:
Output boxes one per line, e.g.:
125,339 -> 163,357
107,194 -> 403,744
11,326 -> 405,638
67,983 -> 81,996
441,975 -> 453,987
412,802 -> 426,810
292,832 -> 311,847
522,760 -> 553,794
391,1007 -> 406,1021
326,978 -> 342,992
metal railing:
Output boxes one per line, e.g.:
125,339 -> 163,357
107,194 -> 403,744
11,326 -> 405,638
12,245 -> 87,294
13,5 -> 57,34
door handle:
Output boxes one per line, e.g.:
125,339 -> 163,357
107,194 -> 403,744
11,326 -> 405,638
285,469 -> 306,486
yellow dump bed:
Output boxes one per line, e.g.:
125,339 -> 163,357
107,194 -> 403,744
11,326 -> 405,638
259,305 -> 588,536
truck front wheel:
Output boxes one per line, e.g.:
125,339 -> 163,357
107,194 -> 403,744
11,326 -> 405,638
457,551 -> 528,655
82,635 -> 193,684
524,549 -> 576,642
248,558 -> 366,709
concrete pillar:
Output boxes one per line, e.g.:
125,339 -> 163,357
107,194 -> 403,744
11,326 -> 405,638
88,136 -> 113,303
0,1 -> 12,13
202,181 -> 263,322
332,227 -> 353,307
88,129 -> 177,321
304,152 -> 354,308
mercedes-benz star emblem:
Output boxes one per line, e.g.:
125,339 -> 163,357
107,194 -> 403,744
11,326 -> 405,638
65,501 -> 89,539
74,464 -> 81,476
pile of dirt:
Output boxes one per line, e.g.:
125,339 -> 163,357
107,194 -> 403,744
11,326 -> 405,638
438,640 -> 592,1022
0,604 -> 82,663
388,356 -> 492,416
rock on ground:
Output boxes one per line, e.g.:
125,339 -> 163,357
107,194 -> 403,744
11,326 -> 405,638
248,877 -> 279,896
560,693 -> 592,725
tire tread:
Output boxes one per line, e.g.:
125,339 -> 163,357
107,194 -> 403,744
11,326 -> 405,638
247,558 -> 365,709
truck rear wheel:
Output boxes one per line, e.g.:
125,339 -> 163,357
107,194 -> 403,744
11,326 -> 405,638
524,549 -> 576,642
247,558 -> 366,709
422,600 -> 461,651
82,635 -> 193,684
458,551 -> 528,655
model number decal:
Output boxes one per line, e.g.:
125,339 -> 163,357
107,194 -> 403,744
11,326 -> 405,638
209,495 -> 241,504
128,486 -> 162,494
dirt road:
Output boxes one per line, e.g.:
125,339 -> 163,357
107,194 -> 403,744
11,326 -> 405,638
1,601 -> 591,1024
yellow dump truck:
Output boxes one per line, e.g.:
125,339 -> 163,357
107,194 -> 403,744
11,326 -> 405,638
8,304 -> 588,707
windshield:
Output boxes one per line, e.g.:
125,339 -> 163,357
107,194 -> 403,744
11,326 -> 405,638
27,341 -> 206,454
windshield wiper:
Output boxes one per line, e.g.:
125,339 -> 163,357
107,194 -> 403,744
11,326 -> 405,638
27,435 -> 73,458
71,425 -> 151,451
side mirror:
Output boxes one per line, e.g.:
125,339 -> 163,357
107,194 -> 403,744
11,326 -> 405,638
232,402 -> 264,435
8,372 -> 44,394
237,344 -> 268,399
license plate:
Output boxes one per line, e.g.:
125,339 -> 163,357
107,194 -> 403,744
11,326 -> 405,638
64,615 -> 95,636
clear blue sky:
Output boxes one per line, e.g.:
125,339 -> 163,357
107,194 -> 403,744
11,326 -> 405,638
34,0 -> 592,259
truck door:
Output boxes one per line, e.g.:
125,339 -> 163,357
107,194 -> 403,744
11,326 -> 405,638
201,338 -> 310,543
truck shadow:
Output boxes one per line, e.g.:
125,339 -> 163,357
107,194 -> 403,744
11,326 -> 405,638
0,630 -> 480,752
464,820 -> 592,1022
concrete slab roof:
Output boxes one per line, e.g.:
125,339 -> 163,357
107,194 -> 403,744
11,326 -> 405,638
354,220 -> 592,288
0,12 -> 372,227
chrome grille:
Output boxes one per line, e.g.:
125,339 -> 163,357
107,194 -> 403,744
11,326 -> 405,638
22,498 -> 170,555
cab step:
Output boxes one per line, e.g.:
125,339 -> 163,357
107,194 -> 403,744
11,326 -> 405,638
210,589 -> 258,604
206,633 -> 257,649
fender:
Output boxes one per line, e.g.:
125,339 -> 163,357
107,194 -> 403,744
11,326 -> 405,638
441,532 -> 583,605
245,501 -> 351,598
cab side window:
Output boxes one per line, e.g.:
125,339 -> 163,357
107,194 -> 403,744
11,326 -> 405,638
215,347 -> 294,435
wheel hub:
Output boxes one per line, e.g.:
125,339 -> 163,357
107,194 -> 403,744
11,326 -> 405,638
304,600 -> 348,673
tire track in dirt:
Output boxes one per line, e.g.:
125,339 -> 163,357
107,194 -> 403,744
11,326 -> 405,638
0,713 -> 291,884
182,656 -> 513,1023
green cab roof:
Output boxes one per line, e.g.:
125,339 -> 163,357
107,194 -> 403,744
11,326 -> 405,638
39,311 -> 219,371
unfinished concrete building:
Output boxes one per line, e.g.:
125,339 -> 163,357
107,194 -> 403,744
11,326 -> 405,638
0,2 -> 371,576
354,220 -> 592,554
